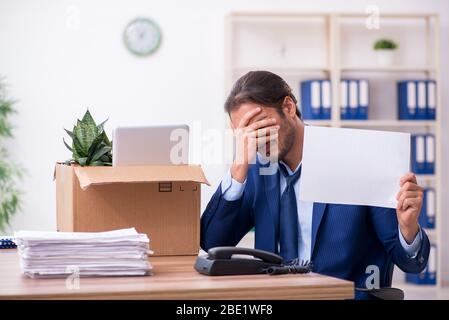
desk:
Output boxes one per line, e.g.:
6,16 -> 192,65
0,250 -> 353,299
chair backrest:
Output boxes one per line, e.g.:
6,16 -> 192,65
355,287 -> 404,300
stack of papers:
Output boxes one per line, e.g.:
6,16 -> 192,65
14,228 -> 152,279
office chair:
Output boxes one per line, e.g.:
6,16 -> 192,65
355,287 -> 405,300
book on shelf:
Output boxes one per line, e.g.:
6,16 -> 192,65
300,79 -> 332,120
420,188 -> 436,229
411,134 -> 435,175
340,79 -> 369,120
398,80 -> 436,120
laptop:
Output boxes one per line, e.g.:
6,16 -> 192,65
112,125 -> 189,166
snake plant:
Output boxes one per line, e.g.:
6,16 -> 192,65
64,110 -> 112,166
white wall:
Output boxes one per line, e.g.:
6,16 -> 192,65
1,0 -> 448,280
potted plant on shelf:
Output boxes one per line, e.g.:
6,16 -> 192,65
373,38 -> 398,67
63,110 -> 112,166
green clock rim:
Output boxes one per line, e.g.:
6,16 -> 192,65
123,17 -> 162,57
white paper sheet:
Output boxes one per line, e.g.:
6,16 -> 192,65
298,126 -> 410,208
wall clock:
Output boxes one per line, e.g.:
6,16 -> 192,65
123,17 -> 162,56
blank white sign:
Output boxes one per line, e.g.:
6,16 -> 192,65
299,126 -> 410,208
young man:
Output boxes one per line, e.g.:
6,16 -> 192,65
201,71 -> 429,299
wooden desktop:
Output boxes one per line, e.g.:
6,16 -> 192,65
0,250 -> 353,299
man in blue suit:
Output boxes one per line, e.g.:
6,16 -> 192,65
200,71 -> 429,299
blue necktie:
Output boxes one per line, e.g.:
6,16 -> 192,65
278,163 -> 302,262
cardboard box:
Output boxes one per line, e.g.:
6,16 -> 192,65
55,163 -> 209,256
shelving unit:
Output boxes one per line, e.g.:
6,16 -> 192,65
341,66 -> 436,73
307,120 -> 437,127
226,12 -> 444,288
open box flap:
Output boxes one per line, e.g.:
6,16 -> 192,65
73,165 -> 210,190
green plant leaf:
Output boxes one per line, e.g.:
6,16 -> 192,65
81,110 -> 100,144
0,118 -> 12,137
78,157 -> 88,166
72,134 -> 86,157
63,138 -> 73,152
90,160 -> 106,166
97,118 -> 108,132
81,109 -> 97,128
91,146 -> 112,162
87,132 -> 106,159
64,128 -> 74,139
74,122 -> 96,155
374,38 -> 398,50
101,130 -> 112,147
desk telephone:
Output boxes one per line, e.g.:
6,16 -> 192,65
194,247 -> 313,276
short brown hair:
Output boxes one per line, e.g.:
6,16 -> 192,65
224,70 -> 301,119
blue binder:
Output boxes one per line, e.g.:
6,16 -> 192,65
357,80 -> 369,120
321,80 -> 332,120
419,187 -> 427,228
427,188 -> 436,229
340,80 -> 350,120
406,244 -> 436,285
426,80 -> 436,120
348,80 -> 358,119
426,80 -> 437,120
411,134 -> 426,174
300,80 -> 321,120
399,80 -> 438,120
420,188 -> 436,229
340,79 -> 369,120
416,80 -> 427,119
300,80 -> 331,120
398,81 -> 417,120
398,80 -> 436,120
424,134 -> 435,174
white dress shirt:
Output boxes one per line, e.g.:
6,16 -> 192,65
221,161 -> 422,260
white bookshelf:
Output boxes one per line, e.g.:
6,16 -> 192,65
307,120 -> 437,127
341,66 -> 436,73
226,12 -> 444,288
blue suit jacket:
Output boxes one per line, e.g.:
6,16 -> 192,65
201,161 -> 430,299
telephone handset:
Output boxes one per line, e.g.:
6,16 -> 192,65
194,246 -> 312,276
195,246 -> 282,276
208,247 -> 283,264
